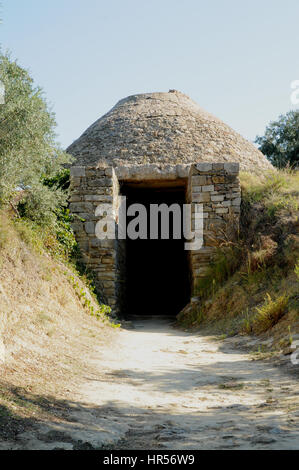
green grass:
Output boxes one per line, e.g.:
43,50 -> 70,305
252,293 -> 289,333
240,169 -> 299,217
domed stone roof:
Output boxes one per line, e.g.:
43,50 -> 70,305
67,90 -> 272,172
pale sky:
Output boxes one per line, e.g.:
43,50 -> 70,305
1,0 -> 299,149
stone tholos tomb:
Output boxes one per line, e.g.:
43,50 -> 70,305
67,91 -> 272,316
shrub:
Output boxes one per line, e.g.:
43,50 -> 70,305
0,53 -> 72,223
255,110 -> 299,168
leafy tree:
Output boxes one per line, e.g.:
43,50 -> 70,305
255,110 -> 299,168
0,53 -> 72,225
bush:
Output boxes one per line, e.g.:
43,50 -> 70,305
0,53 -> 72,223
255,110 -> 299,168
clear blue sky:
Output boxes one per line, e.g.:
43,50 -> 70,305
1,0 -> 299,149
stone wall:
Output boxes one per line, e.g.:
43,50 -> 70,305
69,162 -> 241,313
188,162 -> 240,290
69,166 -> 117,309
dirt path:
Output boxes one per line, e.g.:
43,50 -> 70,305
3,317 -> 299,450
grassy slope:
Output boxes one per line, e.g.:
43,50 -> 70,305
178,170 -> 299,350
0,212 -> 116,441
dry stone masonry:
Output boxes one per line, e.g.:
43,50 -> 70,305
67,91 -> 272,172
69,162 -> 241,313
187,162 -> 240,282
67,91 -> 271,314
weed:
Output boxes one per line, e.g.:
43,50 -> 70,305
68,274 -> 112,323
241,308 -> 252,334
218,382 -> 244,390
288,325 -> 293,345
195,245 -> 241,300
252,293 -> 289,333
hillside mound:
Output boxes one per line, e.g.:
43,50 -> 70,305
178,170 -> 299,352
0,212 -> 115,443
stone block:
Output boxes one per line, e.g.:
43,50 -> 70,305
232,198 -> 241,206
87,177 -> 112,187
84,195 -> 106,201
202,185 -> 214,192
192,175 -> 207,185
211,195 -> 224,202
176,164 -> 190,178
105,167 -> 113,177
69,195 -> 83,202
212,176 -> 225,183
70,177 -> 82,187
85,170 -> 97,178
85,221 -> 95,234
71,221 -> 83,232
224,162 -> 239,174
70,167 -> 86,177
196,162 -> 213,172
212,163 -> 224,170
192,193 -> 211,203
101,256 -> 114,264
70,202 -> 93,213
231,192 -> 241,198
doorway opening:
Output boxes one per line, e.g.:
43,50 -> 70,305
119,181 -> 190,318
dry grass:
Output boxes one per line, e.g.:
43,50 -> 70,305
0,211 -> 116,439
178,169 -> 299,344
252,293 -> 289,333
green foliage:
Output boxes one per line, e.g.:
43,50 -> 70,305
0,53 -> 72,223
67,275 -> 113,322
16,163 -> 75,257
42,168 -> 70,191
295,260 -> 299,281
240,170 -> 299,217
42,169 -> 76,256
8,209 -> 75,261
241,308 -> 252,334
255,110 -> 299,168
241,171 -> 287,204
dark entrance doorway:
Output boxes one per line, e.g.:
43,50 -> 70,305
120,182 -> 190,317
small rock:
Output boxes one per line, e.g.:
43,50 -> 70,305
251,435 -> 277,444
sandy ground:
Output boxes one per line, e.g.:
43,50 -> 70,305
2,317 -> 299,450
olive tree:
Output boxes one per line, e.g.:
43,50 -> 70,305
255,110 -> 299,168
0,53 -> 72,224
